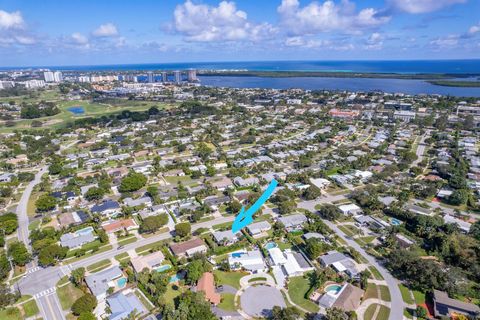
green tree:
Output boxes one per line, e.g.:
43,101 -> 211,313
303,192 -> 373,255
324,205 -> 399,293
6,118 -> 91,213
139,214 -> 169,234
175,222 -> 191,238
0,254 -> 11,279
38,244 -> 68,266
84,187 -> 105,201
35,194 -> 57,212
303,185 -> 321,200
78,312 -> 96,320
71,294 -> 97,316
270,306 -> 301,320
71,267 -> 86,287
48,162 -> 63,175
7,241 -> 31,266
0,213 -> 18,234
416,306 -> 428,319
119,172 -> 147,193
319,204 -> 341,221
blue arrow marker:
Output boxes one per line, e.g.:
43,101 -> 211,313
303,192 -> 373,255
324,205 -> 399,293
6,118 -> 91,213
232,179 -> 278,233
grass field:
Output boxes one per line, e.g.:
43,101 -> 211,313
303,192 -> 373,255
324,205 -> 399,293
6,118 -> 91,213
369,267 -> 384,280
365,283 -> 379,300
164,283 -> 184,306
413,290 -> 426,305
398,284 -> 415,304
364,304 -> 378,320
213,270 -> 245,290
115,252 -> 129,262
86,259 -> 111,272
287,275 -> 320,313
248,277 -> 267,283
378,285 -> 391,302
56,283 -> 84,310
0,96 -> 173,133
364,304 -> 391,320
117,236 -> 138,246
0,307 -> 22,320
20,299 -> 39,317
218,293 -> 236,311
377,305 -> 391,320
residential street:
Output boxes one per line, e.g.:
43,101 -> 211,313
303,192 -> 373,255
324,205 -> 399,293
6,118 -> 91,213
17,215 -> 234,320
16,166 -> 47,251
298,200 -> 405,320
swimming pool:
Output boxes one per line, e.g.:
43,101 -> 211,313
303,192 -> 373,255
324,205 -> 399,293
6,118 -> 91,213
68,106 -> 85,115
75,226 -> 94,236
324,284 -> 342,295
231,252 -> 245,258
264,242 -> 278,250
155,265 -> 171,272
117,278 -> 127,288
390,218 -> 402,226
169,273 -> 184,283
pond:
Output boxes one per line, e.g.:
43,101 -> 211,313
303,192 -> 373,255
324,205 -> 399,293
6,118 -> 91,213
68,106 -> 85,114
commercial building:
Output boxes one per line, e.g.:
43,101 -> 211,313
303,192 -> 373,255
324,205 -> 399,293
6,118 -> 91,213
147,71 -> 154,83
187,69 -> 197,82
44,71 -> 62,82
174,70 -> 182,83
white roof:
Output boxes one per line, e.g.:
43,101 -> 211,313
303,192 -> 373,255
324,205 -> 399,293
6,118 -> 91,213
332,261 -> 347,272
443,215 -> 471,232
268,248 -> 287,265
283,251 -> 303,276
338,203 -> 361,212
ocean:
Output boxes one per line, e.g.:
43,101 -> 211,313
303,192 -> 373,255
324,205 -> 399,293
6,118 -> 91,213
3,60 -> 480,96
9,59 -> 480,74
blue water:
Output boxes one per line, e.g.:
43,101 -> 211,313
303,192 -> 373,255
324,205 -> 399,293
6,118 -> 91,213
68,106 -> 85,114
390,218 -> 402,226
169,273 -> 184,283
117,278 -> 127,288
155,265 -> 171,272
75,226 -> 93,236
199,76 -> 480,97
10,60 -> 480,74
264,242 -> 278,250
325,284 -> 342,294
231,252 -> 245,258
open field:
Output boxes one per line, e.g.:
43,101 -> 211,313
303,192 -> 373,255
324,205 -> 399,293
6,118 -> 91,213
0,96 -> 175,132
287,275 -> 320,313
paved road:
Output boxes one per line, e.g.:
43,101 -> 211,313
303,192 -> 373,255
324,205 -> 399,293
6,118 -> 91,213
18,215 -> 234,320
412,131 -> 429,167
36,291 -> 65,320
16,166 -> 47,251
298,200 -> 404,320
297,193 -> 348,212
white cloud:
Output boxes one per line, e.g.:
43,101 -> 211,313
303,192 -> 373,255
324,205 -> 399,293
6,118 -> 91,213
390,0 -> 466,14
284,36 -> 354,50
430,35 -> 459,48
92,23 -> 118,37
365,32 -> 383,50
173,0 -> 276,42
71,32 -> 89,45
277,0 -> 390,36
0,10 -> 24,29
14,35 -> 35,45
468,22 -> 480,35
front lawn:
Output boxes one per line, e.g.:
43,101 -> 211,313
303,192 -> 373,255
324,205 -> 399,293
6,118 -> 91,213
20,299 -> 39,317
287,275 -> 320,313
218,293 -> 236,311
364,283 -> 379,300
0,307 -> 22,320
378,285 -> 391,302
413,290 -> 426,305
87,259 -> 111,272
213,270 -> 245,290
398,284 -> 414,304
56,283 -> 84,310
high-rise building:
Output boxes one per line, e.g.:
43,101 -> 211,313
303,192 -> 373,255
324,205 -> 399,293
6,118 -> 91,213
43,71 -> 54,82
161,72 -> 168,83
44,71 -> 62,82
53,71 -> 63,82
187,69 -> 197,82
147,71 -> 154,83
174,70 -> 181,83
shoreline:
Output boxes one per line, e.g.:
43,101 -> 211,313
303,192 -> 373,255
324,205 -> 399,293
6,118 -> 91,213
197,70 -> 480,80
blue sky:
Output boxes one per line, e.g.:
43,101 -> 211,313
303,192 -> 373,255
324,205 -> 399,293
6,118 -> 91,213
0,0 -> 479,66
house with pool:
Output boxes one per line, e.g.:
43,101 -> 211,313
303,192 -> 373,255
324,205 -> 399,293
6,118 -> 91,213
131,251 -> 165,273
267,246 -> 315,286
85,266 -> 126,301
169,237 -> 208,258
311,283 -> 364,312
228,249 -> 267,273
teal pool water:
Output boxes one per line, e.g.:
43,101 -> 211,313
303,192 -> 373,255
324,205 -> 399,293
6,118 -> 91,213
68,106 -> 85,114
169,273 -> 184,283
155,265 -> 171,272
325,284 -> 342,295
264,242 -> 278,250
390,218 -> 402,226
75,226 -> 94,236
117,278 -> 127,288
